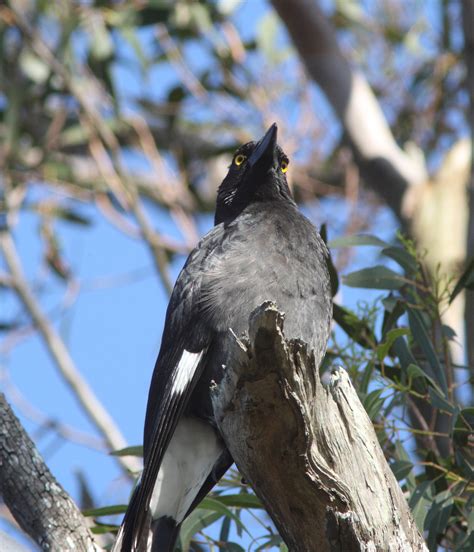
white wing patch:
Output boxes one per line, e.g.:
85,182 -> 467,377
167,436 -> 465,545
150,417 -> 223,522
172,349 -> 204,395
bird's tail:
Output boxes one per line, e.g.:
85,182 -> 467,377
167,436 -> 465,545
112,483 -> 181,552
150,517 -> 180,552
112,482 -> 152,552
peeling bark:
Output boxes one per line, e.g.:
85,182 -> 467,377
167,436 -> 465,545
0,393 -> 98,552
212,303 -> 427,552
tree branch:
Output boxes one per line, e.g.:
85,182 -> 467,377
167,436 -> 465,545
212,303 -> 427,551
0,230 -> 140,475
271,0 -> 427,219
0,393 -> 99,551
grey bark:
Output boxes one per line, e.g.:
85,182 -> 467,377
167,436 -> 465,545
0,393 -> 98,551
271,0 -> 465,456
212,303 -> 427,552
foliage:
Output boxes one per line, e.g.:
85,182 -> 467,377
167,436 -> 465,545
0,0 -> 472,551
86,236 -> 473,551
328,235 -> 474,552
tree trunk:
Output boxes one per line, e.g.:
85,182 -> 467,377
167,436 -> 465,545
272,0 -> 469,453
212,303 -> 427,552
0,393 -> 99,552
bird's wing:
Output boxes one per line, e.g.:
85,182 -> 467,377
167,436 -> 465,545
118,224 -> 226,551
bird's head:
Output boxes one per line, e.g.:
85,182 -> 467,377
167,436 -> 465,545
215,123 -> 295,225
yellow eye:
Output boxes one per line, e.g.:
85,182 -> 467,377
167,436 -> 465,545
281,160 -> 289,173
234,154 -> 246,166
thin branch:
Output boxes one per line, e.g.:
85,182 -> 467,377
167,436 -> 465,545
0,229 -> 140,474
0,392 -> 100,551
271,0 -> 427,218
8,4 -> 174,294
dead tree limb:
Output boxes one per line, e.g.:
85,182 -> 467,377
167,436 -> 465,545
0,393 -> 99,552
212,303 -> 427,552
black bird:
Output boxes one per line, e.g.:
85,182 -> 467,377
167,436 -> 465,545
113,124 -> 332,552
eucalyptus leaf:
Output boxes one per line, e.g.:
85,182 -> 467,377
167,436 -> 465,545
83,504 -> 127,517
343,266 -> 405,290
328,234 -> 388,248
450,256 -> 474,303
179,509 -> 222,552
381,246 -> 417,274
376,327 -> 409,361
199,497 -> 251,536
333,303 -> 376,349
406,306 -> 448,396
409,480 -> 433,531
390,459 -> 413,482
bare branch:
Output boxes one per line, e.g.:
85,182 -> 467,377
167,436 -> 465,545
0,230 -> 140,474
212,303 -> 427,551
271,0 -> 427,218
0,392 -> 100,551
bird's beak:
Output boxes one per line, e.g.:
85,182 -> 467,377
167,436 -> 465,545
248,123 -> 278,171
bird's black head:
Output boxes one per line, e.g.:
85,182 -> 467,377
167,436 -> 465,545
215,123 -> 295,225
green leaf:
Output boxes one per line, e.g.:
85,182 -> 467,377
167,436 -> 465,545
381,298 -> 406,338
255,534 -> 285,550
450,256 -> 474,303
376,327 -> 409,361
220,544 -> 245,552
91,522 -> 119,534
407,364 -> 442,394
110,445 -> 143,457
179,509 -> 222,551
390,459 -> 413,481
359,362 -> 374,394
333,303 -> 376,349
363,388 -> 385,420
409,480 -> 433,531
328,234 -> 389,248
406,306 -> 448,396
394,440 -> 416,490
453,407 -> 474,448
219,514 -> 231,545
216,493 -> 264,509
425,490 -> 453,550
428,388 -> 458,415
381,246 -> 417,274
199,497 -> 251,536
83,504 -> 127,517
343,266 -> 405,290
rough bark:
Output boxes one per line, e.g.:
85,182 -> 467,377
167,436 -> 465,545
212,303 -> 427,552
0,393 -> 99,552
272,0 -> 469,454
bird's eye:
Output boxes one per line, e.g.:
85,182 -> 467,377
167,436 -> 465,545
281,160 -> 289,173
234,154 -> 246,166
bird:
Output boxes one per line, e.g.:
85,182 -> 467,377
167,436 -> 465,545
113,123 -> 332,552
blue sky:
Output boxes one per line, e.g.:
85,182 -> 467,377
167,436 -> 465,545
0,1 -> 468,550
